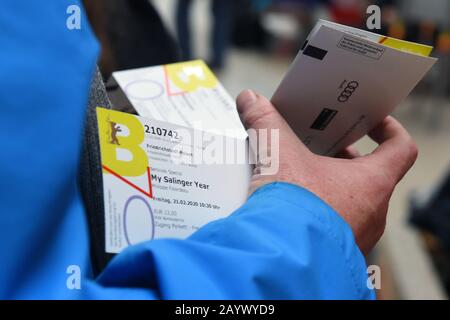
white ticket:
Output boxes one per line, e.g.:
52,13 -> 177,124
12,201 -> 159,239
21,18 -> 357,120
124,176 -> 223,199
97,108 -> 251,253
272,20 -> 437,156
111,60 -> 247,139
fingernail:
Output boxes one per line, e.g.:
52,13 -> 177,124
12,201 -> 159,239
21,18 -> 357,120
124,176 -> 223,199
237,89 -> 257,112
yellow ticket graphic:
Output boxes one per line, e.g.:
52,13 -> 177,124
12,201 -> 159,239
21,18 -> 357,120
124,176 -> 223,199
378,36 -> 433,57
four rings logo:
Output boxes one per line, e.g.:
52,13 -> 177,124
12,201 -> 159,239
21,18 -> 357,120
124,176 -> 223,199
338,81 -> 359,102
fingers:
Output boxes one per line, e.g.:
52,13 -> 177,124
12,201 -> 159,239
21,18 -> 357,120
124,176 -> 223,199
367,116 -> 418,182
336,145 -> 361,159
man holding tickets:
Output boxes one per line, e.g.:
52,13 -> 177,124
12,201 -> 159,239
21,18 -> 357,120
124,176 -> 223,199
0,0 -> 417,299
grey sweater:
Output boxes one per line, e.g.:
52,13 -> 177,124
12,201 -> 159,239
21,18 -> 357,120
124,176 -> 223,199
78,68 -> 114,275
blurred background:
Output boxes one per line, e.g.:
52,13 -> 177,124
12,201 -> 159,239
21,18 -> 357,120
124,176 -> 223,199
84,0 -> 450,299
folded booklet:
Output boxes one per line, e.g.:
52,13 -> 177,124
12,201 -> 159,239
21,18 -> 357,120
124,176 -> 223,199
271,19 -> 437,156
99,61 -> 251,253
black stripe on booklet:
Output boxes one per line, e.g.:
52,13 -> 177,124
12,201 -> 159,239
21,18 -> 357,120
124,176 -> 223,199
300,40 -> 309,51
310,108 -> 338,130
303,45 -> 328,60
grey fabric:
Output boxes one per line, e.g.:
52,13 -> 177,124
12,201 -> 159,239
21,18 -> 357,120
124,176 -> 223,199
100,0 -> 180,79
78,67 -> 115,275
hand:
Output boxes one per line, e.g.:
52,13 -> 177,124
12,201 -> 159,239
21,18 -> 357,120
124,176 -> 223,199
236,90 -> 418,255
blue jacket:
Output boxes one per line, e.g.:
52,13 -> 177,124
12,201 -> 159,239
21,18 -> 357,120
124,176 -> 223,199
0,0 -> 374,299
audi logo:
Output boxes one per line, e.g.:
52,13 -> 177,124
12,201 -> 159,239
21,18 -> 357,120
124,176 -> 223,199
337,81 -> 359,103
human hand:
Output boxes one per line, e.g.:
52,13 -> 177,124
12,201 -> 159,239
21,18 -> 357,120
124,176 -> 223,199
236,90 -> 418,255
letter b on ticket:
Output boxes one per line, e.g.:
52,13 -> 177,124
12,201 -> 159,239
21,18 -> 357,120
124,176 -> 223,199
97,108 -> 148,177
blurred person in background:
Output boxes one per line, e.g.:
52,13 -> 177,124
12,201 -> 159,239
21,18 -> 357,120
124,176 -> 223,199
327,0 -> 367,27
409,23 -> 450,297
176,0 -> 234,70
269,0 -> 324,50
410,164 -> 450,295
83,0 -> 180,79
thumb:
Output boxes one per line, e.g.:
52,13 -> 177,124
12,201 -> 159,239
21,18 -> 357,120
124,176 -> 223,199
236,89 -> 297,135
236,90 -> 311,180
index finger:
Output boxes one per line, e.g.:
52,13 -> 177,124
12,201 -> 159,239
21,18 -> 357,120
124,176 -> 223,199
366,116 -> 418,182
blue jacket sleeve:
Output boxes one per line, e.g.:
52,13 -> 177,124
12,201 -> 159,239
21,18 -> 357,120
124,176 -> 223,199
0,0 -> 375,300
91,183 -> 375,300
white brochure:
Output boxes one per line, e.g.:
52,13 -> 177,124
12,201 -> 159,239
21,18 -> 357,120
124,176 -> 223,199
110,60 -> 247,139
272,20 -> 437,156
100,60 -> 252,253
97,108 -> 251,253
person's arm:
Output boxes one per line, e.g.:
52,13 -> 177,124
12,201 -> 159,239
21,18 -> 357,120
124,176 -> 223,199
90,182 -> 374,299
0,0 -> 415,299
88,90 -> 418,299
